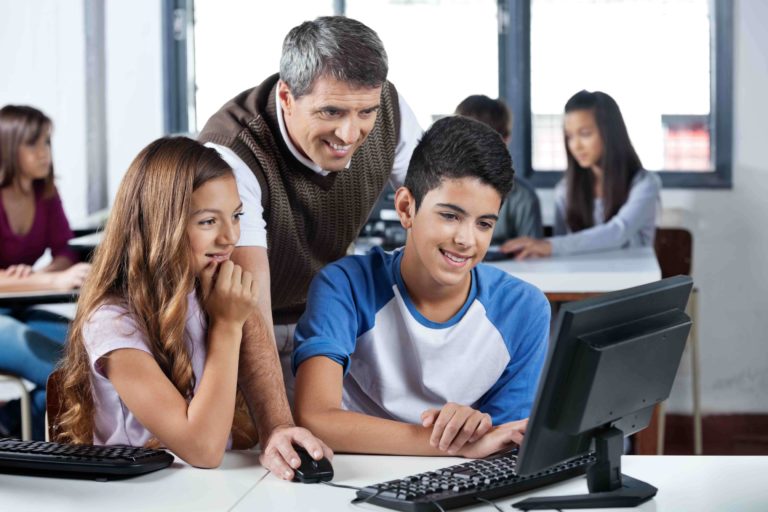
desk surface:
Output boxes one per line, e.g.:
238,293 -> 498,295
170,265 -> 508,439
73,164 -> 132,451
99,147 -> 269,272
0,289 -> 79,308
2,454 -> 766,512
489,247 -> 661,295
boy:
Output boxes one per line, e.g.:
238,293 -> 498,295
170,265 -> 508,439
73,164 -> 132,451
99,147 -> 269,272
293,116 -> 550,458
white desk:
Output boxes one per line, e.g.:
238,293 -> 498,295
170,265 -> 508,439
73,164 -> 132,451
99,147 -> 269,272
4,454 -> 765,512
241,454 -> 768,512
0,451 -> 266,512
489,247 -> 661,301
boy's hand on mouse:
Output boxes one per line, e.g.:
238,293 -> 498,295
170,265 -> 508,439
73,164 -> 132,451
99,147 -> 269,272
457,418 -> 528,459
421,403 -> 493,455
500,237 -> 552,260
200,260 -> 259,326
258,424 -> 333,481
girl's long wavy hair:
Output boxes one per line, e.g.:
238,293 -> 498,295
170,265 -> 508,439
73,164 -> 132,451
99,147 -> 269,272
55,136 -> 257,448
0,105 -> 55,196
563,90 -> 643,233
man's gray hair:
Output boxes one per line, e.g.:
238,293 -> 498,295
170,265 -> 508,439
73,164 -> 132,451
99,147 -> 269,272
280,16 -> 388,98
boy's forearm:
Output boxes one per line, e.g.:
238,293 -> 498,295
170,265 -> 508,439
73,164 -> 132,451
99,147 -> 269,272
296,408 -> 449,456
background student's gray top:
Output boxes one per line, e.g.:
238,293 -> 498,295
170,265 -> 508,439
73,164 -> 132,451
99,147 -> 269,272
549,169 -> 661,256
491,175 -> 544,242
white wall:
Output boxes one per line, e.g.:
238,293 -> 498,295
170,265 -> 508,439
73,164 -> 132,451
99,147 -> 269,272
0,0 -> 88,222
0,0 -> 164,224
1,0 -> 766,415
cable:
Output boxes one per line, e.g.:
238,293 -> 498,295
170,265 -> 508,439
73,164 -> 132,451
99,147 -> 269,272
475,496 -> 504,511
321,481 -> 363,491
428,500 -> 447,512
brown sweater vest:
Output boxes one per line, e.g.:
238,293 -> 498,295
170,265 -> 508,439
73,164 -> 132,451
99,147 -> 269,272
199,74 -> 400,324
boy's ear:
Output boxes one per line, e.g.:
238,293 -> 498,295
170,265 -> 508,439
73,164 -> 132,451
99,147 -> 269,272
394,186 -> 416,229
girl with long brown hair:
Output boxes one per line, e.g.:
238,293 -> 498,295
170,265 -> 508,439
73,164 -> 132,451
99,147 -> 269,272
500,90 -> 661,259
56,136 -> 258,467
0,105 -> 89,439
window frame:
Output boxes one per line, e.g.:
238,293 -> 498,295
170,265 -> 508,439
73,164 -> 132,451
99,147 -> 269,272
498,0 -> 734,189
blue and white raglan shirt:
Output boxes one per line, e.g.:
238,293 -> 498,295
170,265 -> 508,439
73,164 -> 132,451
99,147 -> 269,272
292,247 -> 550,425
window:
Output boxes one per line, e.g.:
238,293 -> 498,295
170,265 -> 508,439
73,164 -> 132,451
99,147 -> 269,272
501,0 -> 733,188
345,0 -> 498,128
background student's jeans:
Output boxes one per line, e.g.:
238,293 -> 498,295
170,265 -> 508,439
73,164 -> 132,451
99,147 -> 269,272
0,309 -> 68,440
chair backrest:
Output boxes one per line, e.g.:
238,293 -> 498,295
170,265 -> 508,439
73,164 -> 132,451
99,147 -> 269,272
45,369 -> 64,442
655,228 -> 693,278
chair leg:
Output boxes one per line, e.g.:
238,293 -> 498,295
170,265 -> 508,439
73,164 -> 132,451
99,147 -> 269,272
657,401 -> 666,455
689,289 -> 703,455
4,377 -> 32,441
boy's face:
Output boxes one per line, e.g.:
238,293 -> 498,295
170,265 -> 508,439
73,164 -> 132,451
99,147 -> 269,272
398,177 -> 502,290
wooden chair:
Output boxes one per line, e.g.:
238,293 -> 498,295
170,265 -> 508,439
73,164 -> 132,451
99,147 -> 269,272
0,374 -> 32,440
45,369 -> 63,442
650,228 -> 703,455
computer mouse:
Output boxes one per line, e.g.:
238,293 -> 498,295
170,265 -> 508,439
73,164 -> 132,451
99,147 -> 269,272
291,445 -> 334,483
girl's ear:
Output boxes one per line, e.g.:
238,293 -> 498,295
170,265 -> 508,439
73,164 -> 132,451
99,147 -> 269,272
394,186 -> 416,229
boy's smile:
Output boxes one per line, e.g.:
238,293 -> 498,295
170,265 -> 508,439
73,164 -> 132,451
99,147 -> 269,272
397,177 -> 502,311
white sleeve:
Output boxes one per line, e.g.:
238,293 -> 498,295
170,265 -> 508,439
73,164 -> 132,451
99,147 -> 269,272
389,92 -> 423,189
205,142 -> 268,248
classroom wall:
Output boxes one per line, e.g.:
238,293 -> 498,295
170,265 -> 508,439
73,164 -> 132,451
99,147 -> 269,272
1,1 -> 766,415
0,0 -> 164,222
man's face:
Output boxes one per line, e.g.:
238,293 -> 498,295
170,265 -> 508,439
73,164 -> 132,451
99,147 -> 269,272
279,77 -> 382,171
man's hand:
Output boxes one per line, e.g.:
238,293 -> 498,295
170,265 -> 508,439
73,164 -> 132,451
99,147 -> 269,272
421,403 -> 493,455
500,237 -> 552,261
259,425 -> 333,481
457,418 -> 528,459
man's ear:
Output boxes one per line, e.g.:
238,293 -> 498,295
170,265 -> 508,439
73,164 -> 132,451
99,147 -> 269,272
394,186 -> 416,229
277,80 -> 293,115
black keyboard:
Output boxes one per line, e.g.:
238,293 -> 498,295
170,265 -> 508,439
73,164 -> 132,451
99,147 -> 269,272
0,437 -> 174,479
356,450 -> 595,511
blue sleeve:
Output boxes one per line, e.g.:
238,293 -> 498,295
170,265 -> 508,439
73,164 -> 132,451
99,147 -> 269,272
292,264 -> 359,375
292,251 -> 393,376
476,283 -> 550,423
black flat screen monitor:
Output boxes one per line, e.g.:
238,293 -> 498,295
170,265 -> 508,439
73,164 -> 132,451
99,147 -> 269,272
514,275 -> 693,510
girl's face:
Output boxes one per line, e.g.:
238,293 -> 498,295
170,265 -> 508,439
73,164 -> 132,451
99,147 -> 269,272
186,174 -> 243,275
564,109 -> 604,171
17,126 -> 52,181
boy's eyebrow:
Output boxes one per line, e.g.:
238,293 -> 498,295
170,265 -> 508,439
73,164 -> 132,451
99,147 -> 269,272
434,203 -> 499,221
191,202 -> 244,216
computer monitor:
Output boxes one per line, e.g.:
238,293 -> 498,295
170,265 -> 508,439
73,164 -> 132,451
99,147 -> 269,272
513,275 -> 693,510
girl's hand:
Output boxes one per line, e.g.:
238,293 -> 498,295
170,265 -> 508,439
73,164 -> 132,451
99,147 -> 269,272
2,264 -> 34,278
500,237 -> 553,260
51,263 -> 91,291
421,403 -> 493,455
200,260 -> 259,326
457,418 -> 528,459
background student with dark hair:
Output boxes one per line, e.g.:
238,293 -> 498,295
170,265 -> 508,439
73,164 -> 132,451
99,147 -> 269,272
293,116 -> 549,457
455,94 -> 543,240
501,90 -> 661,259
0,105 -> 90,439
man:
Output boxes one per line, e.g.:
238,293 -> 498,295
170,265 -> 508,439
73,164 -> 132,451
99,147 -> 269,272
198,16 -> 422,479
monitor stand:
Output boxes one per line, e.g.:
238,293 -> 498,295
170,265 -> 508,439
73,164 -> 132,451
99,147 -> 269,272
513,427 -> 657,510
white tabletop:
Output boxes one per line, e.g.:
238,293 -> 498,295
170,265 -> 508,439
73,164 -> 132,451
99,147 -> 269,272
2,453 -> 767,512
488,247 -> 661,294
241,454 -> 768,512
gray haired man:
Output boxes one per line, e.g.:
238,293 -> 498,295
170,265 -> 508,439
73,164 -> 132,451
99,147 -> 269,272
198,16 -> 421,479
